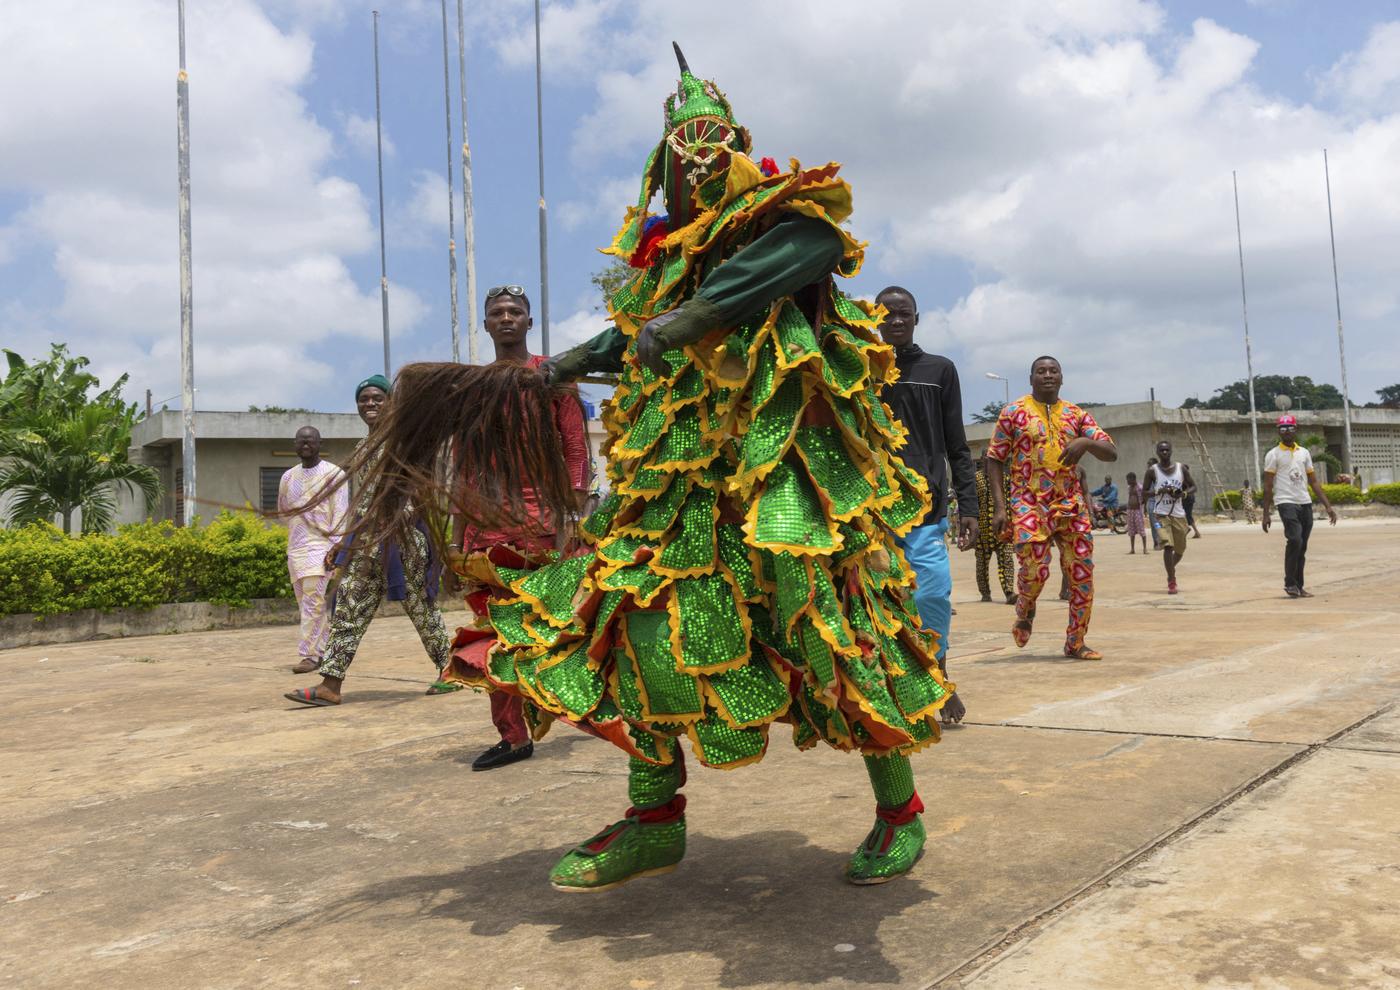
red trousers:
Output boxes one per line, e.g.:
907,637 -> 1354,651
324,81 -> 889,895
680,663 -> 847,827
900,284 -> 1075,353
491,692 -> 529,746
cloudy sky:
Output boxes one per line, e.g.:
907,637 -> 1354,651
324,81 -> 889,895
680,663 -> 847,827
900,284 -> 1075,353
3,0 -> 1398,419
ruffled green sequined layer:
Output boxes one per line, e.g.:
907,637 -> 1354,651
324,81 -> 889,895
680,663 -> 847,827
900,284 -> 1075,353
452,160 -> 952,770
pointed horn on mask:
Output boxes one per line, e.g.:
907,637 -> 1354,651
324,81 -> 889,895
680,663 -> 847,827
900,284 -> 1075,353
672,41 -> 690,75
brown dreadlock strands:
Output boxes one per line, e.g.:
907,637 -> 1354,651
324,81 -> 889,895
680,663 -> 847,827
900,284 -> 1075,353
287,362 -> 581,561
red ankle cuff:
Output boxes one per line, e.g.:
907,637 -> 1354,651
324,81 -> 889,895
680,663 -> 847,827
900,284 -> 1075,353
627,794 -> 686,824
876,791 -> 924,827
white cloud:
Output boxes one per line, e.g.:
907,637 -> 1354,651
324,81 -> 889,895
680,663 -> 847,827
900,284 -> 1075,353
1319,21 -> 1400,109
340,112 -> 395,159
0,0 -> 422,410
488,2 -> 1400,405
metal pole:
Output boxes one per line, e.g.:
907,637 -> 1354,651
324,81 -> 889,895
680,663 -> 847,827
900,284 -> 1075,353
456,0 -> 478,363
1233,171 -> 1262,486
372,11 -> 391,377
439,0 -> 460,362
175,0 -> 197,528
533,0 -> 550,353
1324,149 -> 1353,474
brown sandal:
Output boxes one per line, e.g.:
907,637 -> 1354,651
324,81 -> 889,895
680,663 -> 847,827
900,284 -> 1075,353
1063,645 -> 1103,661
285,686 -> 340,707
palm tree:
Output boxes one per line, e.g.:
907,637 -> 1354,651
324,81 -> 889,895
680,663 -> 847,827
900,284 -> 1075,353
1,346 -> 161,534
1,405 -> 160,534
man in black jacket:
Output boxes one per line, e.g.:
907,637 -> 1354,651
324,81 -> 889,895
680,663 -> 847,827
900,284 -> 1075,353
877,286 -> 978,723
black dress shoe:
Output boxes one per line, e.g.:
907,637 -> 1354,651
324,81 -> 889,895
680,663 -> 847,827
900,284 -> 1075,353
472,740 -> 534,771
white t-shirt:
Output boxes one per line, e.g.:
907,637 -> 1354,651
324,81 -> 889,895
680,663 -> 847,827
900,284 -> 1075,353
1148,462 -> 1187,517
1264,443 -> 1313,505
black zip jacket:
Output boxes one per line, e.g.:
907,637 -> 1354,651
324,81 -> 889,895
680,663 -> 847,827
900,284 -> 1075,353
881,344 -> 978,525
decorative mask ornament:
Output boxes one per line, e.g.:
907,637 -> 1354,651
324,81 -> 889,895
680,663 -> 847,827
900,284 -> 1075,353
660,43 -> 750,226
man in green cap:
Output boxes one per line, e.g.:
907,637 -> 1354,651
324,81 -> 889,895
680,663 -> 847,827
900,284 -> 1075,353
284,374 -> 453,706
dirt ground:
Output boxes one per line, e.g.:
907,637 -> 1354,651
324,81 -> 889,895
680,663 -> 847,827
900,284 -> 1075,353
2,517 -> 1397,989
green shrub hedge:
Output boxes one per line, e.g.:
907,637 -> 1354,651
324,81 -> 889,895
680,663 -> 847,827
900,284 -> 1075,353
1212,489 -> 1261,510
0,511 -> 291,617
1369,482 -> 1400,506
1322,483 -> 1365,505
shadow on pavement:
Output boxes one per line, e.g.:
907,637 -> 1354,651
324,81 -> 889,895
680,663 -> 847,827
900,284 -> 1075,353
282,829 -> 935,987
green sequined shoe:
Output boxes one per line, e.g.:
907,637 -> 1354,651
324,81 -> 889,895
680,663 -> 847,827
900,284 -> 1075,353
845,808 -> 926,885
549,802 -> 686,893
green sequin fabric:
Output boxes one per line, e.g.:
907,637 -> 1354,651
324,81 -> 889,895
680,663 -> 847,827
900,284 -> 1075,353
449,158 -> 953,773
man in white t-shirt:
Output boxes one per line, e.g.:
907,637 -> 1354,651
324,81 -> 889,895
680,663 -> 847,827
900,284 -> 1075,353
1261,414 -> 1337,598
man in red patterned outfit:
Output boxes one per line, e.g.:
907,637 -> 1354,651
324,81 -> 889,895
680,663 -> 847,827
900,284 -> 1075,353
987,357 -> 1117,660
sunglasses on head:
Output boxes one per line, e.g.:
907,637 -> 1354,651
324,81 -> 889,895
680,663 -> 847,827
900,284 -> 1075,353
486,285 -> 526,299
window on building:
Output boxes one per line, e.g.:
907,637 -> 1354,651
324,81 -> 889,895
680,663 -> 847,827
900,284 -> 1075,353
260,467 -> 290,513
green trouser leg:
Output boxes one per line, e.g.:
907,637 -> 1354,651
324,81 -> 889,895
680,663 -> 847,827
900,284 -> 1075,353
628,750 -> 683,808
846,753 -> 926,884
549,741 -> 687,892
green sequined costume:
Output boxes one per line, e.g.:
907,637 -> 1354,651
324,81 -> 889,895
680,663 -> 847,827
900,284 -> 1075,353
453,44 -> 951,887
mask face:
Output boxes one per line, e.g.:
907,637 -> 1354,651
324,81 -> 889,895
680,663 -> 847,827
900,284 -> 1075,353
662,115 -> 737,226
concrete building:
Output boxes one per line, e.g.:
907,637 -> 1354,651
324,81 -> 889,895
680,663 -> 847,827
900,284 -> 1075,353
965,401 -> 1400,508
117,409 -> 610,527
117,410 -> 368,525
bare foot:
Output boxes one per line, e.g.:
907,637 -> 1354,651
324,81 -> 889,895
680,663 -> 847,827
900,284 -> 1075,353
292,657 -> 319,674
940,691 -> 967,725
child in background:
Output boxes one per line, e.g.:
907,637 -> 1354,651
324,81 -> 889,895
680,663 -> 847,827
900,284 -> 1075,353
1125,471 -> 1147,554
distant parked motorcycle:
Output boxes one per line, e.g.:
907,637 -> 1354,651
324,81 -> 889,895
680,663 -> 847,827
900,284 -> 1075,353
1089,495 -> 1127,534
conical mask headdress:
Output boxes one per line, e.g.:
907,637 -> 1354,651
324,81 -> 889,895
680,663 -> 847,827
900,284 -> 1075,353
611,43 -> 752,258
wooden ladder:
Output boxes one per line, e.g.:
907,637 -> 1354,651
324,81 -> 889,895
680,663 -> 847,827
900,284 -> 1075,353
1181,408 -> 1235,519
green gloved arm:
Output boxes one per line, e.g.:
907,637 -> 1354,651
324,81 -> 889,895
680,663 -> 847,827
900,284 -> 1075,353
544,325 -> 629,382
637,213 -> 845,373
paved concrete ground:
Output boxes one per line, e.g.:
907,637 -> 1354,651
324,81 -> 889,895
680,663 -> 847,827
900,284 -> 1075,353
2,518 -> 1397,989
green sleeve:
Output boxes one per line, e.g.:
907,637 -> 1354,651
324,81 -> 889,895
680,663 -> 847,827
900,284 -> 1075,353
554,325 -> 628,377
653,214 -> 845,348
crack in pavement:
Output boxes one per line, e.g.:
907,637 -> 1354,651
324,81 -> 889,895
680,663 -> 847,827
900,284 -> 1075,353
924,700 -> 1398,989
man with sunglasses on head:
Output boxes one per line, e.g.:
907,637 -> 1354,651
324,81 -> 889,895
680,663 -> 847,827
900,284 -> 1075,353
443,285 -> 593,770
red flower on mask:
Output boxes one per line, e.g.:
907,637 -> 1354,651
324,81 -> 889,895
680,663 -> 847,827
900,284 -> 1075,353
629,216 -> 670,268
760,157 -> 778,177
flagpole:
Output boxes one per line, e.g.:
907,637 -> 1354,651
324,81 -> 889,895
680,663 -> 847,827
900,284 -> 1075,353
175,0 -> 197,527
456,0 -> 478,364
372,11 -> 391,377
439,0 -> 461,362
533,0 -> 550,354
1323,149 -> 1353,475
1233,171 -> 1262,486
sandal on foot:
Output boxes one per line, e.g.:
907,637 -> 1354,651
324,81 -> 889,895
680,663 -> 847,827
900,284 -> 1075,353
425,679 -> 465,696
1064,645 -> 1103,661
550,799 -> 687,893
292,657 -> 319,674
285,686 -> 339,707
